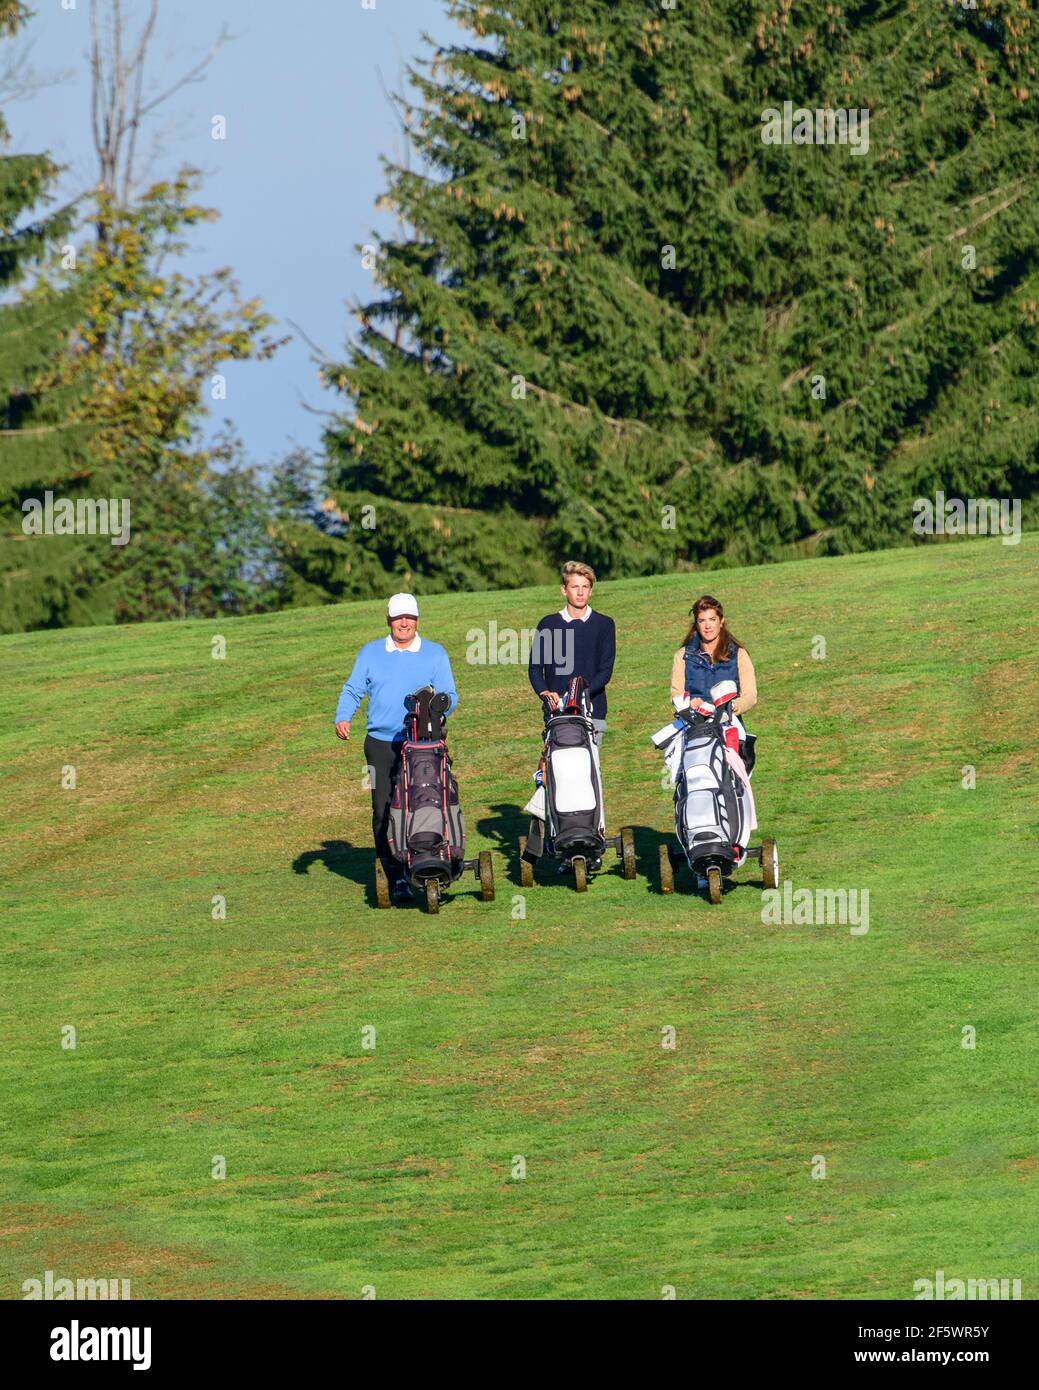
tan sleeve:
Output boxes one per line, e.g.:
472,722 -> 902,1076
734,647 -> 757,717
670,647 -> 686,701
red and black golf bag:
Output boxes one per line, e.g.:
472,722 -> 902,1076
386,686 -> 465,885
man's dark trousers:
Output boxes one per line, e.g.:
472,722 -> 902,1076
365,735 -> 404,879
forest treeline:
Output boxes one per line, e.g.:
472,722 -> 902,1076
3,0 -> 1036,633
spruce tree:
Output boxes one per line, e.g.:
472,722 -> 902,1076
0,1 -> 111,633
2,4 -> 285,634
305,0 -> 1038,598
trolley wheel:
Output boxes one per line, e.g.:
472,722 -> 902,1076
761,837 -> 779,890
518,836 -> 534,889
659,843 -> 674,894
706,865 -> 722,905
375,859 -> 391,910
478,850 -> 495,902
620,826 -> 636,881
572,856 -> 588,893
424,879 -> 440,914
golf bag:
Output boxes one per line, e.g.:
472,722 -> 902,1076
387,686 -> 465,883
652,680 -> 755,872
527,676 -> 605,860
675,717 -> 752,869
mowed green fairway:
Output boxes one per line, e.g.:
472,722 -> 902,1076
1,537 -> 1037,1300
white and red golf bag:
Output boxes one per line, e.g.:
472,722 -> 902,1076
666,680 -> 756,871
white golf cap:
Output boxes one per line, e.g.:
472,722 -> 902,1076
387,592 -> 419,619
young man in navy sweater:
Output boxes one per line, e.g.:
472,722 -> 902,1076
527,561 -> 616,744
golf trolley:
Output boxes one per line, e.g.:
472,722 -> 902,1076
519,677 -> 637,893
652,679 -> 779,904
376,685 -> 494,914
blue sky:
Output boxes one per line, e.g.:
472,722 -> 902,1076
8,0 -> 465,469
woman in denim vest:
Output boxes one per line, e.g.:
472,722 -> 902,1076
669,595 -> 757,723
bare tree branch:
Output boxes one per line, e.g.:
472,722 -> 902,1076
0,33 -> 74,104
89,0 -> 103,195
122,0 -> 158,204
298,394 -> 340,420
374,63 -> 410,136
285,319 -> 329,362
87,0 -> 234,225
133,23 -> 232,122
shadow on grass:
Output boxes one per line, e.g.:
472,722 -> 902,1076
630,824 -> 678,895
291,838 -> 492,911
633,825 -> 769,900
477,803 -> 528,863
477,807 -> 703,896
477,802 -> 574,891
292,838 -> 378,908
294,820 -> 764,904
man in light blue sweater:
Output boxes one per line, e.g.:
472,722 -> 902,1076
334,594 -> 458,900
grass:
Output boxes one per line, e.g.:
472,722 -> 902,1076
1,535 -> 1037,1299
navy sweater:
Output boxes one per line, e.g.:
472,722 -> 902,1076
527,609 -> 616,719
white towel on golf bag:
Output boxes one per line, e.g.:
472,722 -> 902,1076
663,735 -> 683,786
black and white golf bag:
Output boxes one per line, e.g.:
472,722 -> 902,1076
655,680 -> 755,872
526,677 -> 605,860
387,686 -> 465,883
674,721 -> 750,870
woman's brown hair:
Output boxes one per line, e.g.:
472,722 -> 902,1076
682,595 -> 741,663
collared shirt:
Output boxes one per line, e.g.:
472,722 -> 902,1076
528,607 -> 615,720
336,633 -> 455,739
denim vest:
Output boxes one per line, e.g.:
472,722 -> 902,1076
683,635 -> 741,703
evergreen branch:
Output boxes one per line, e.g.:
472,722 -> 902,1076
957,179 -> 1027,213
780,366 -> 810,393
516,371 -> 647,435
914,179 -> 1028,263
944,188 -> 1026,242
864,10 -> 930,77
358,314 -> 426,368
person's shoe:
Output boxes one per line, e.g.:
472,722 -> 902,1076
587,857 -> 602,873
392,877 -> 413,904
